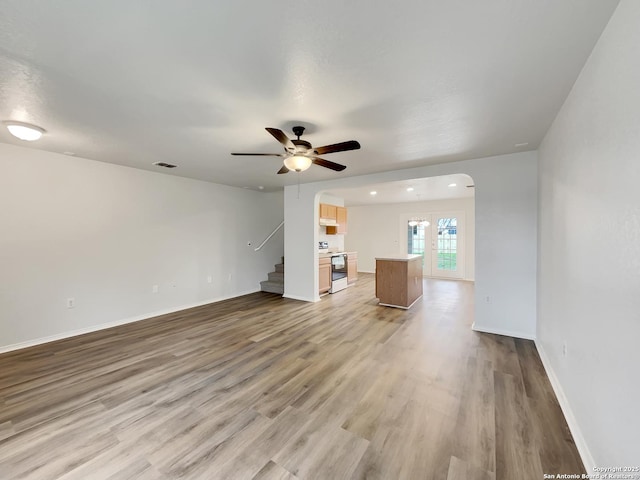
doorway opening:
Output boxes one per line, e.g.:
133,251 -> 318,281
406,212 -> 464,279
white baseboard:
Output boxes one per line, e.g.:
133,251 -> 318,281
471,323 -> 536,340
283,293 -> 319,303
535,341 -> 594,472
0,289 -> 260,354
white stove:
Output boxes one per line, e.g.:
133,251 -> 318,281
329,252 -> 348,293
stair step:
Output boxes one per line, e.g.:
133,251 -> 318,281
275,263 -> 284,273
268,271 -> 284,282
260,280 -> 284,295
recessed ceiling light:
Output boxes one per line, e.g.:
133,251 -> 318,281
4,121 -> 45,141
258,186 -> 264,190
515,142 -> 529,147
370,191 -> 377,196
406,187 -> 414,192
448,183 -> 457,187
63,151 -> 76,156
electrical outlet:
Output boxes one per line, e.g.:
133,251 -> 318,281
207,275 -> 212,284
228,273 -> 233,282
67,298 -> 75,309
152,285 -> 159,294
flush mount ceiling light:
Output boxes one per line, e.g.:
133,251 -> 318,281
4,121 -> 45,141
370,191 -> 377,196
448,183 -> 457,187
406,187 -> 414,192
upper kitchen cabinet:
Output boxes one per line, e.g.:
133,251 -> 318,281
319,203 -> 337,222
326,206 -> 347,235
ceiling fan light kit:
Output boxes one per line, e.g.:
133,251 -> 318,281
231,125 -> 360,175
284,155 -> 312,172
4,121 -> 46,141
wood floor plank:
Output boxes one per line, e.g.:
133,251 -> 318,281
252,461 -> 299,480
0,401 -> 109,464
527,396 -> 585,474
0,420 -> 14,442
1,429 -> 119,480
514,338 -> 557,401
58,448 -> 167,480
340,363 -> 411,441
452,356 -> 496,473
350,399 -> 454,480
478,334 -> 522,377
0,275 -> 586,479
446,455 -> 495,480
155,410 -> 272,479
494,371 -> 545,480
272,413 -> 369,480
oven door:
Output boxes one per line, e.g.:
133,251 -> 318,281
330,254 -> 349,293
331,254 -> 347,281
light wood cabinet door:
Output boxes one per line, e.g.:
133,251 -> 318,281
347,253 -> 358,284
319,257 -> 331,293
326,206 -> 347,235
319,203 -> 337,221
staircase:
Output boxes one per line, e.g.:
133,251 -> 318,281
260,258 -> 284,295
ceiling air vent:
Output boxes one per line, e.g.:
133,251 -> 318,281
153,162 -> 177,169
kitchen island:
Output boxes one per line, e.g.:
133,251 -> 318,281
375,254 -> 423,309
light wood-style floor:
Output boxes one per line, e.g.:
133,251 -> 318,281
0,274 -> 584,480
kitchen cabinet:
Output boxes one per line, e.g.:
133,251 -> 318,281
375,254 -> 423,309
347,252 -> 358,284
326,206 -> 347,235
319,203 -> 337,222
319,256 -> 331,294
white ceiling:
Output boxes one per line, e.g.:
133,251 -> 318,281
0,1 -> 619,191
328,174 -> 475,206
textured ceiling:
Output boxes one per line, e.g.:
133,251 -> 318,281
327,174 -> 475,206
0,0 -> 619,191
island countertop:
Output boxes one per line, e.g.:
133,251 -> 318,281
375,253 -> 422,262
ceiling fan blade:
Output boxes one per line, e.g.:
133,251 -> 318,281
231,153 -> 283,156
277,165 -> 289,174
312,157 -> 346,171
265,128 -> 295,151
313,140 -> 360,155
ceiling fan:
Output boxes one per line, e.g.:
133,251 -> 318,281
231,126 -> 360,174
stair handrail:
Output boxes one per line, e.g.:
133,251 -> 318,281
255,221 -> 284,251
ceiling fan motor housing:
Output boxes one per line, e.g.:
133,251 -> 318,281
292,125 -> 305,138
291,139 -> 312,154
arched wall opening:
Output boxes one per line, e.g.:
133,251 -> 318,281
283,151 -> 538,340
318,174 -> 475,282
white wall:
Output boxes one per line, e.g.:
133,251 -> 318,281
0,143 -> 284,351
537,0 -> 639,467
345,197 -> 475,280
284,151 -> 537,339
